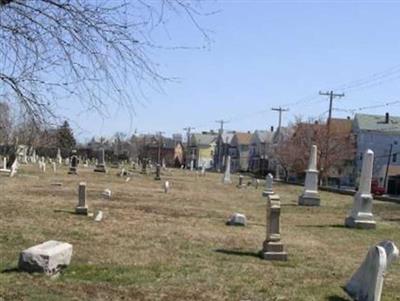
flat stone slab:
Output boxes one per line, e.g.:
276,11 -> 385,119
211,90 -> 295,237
18,240 -> 73,275
226,213 -> 247,226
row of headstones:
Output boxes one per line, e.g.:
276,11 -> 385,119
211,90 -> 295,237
229,173 -> 398,301
227,147 -> 398,300
300,145 -> 376,229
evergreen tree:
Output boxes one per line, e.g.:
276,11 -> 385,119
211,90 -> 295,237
57,121 -> 76,149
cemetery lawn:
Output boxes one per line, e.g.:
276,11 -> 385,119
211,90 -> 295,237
1,166 -> 400,301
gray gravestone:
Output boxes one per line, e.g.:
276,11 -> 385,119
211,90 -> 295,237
18,240 -> 73,275
94,148 -> 106,173
344,240 -> 399,301
262,194 -> 287,261
75,182 -> 88,215
298,145 -> 320,206
345,149 -> 376,229
263,173 -> 274,197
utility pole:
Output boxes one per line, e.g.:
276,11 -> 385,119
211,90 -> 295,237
215,120 -> 229,171
183,126 -> 195,168
319,90 -> 344,185
384,144 -> 393,193
319,90 -> 345,126
271,107 -> 289,130
156,131 -> 165,164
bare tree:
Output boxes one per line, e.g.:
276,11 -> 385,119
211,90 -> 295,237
274,119 -> 355,184
0,102 -> 12,144
0,0 -> 209,124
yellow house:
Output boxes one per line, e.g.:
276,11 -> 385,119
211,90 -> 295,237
190,132 -> 217,169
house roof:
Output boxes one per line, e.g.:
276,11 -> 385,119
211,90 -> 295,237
330,118 -> 352,135
233,132 -> 252,145
254,130 -> 274,143
220,131 -> 235,144
191,133 -> 217,147
354,113 -> 400,134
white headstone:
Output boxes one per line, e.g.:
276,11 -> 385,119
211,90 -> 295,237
163,180 -> 170,193
201,164 -> 206,176
344,240 -> 399,301
102,189 -> 112,199
94,210 -> 103,222
190,160 -> 194,172
222,156 -> 232,184
226,213 -> 246,226
298,145 -> 320,206
18,240 -> 73,275
263,173 -> 274,197
345,149 -> 376,229
52,162 -> 57,173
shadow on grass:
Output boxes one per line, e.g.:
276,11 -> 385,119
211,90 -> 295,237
327,295 -> 349,301
53,209 -> 76,215
1,267 -> 20,274
298,224 -> 347,229
214,248 -> 260,258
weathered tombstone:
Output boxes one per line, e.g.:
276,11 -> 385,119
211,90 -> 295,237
68,151 -> 78,175
190,159 -> 194,172
237,175 -> 245,188
94,148 -> 106,173
298,145 -> 320,206
162,158 -> 166,170
254,178 -> 260,189
222,156 -> 232,184
75,182 -> 88,215
154,164 -> 161,180
262,194 -> 287,261
2,157 -> 6,170
9,158 -> 18,177
65,158 -> 70,166
345,149 -> 376,229
226,213 -> 246,226
344,240 -> 399,301
18,240 -> 73,275
52,162 -> 57,173
57,148 -> 62,165
102,189 -> 112,200
163,180 -> 170,193
263,173 -> 274,197
32,149 -> 37,163
201,164 -> 206,177
94,210 -> 103,222
141,159 -> 148,174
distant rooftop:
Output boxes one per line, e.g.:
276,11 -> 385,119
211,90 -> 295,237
354,113 -> 400,133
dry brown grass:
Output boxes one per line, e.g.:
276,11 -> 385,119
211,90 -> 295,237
1,164 -> 400,301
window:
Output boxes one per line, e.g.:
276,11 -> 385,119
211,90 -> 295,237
393,153 -> 397,163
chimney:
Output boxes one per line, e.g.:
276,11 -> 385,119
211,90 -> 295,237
270,126 -> 274,132
385,112 -> 389,124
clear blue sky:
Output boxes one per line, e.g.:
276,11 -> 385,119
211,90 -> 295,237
66,1 -> 400,141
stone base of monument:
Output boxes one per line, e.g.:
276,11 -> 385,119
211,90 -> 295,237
262,241 -> 287,261
68,168 -> 77,175
298,192 -> 320,206
75,206 -> 88,215
94,165 -> 106,173
345,216 -> 376,229
154,175 -> 161,181
18,240 -> 73,275
262,190 -> 274,197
